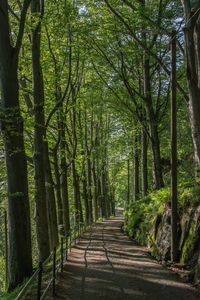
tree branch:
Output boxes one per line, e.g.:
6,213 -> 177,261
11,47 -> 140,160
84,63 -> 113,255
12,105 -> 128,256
16,0 -> 31,53
104,0 -> 189,102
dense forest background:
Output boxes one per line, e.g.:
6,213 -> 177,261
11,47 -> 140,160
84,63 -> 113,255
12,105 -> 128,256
0,0 -> 200,295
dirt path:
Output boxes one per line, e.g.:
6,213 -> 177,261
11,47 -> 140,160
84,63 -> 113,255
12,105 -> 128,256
50,217 -> 199,300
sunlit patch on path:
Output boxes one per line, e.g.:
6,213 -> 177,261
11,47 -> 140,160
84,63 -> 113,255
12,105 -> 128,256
49,217 -> 199,300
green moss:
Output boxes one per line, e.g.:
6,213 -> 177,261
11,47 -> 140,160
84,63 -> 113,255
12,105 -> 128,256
150,244 -> 160,260
152,214 -> 162,241
180,221 -> 197,264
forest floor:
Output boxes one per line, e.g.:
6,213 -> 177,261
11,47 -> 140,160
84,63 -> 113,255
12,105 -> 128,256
48,214 -> 200,300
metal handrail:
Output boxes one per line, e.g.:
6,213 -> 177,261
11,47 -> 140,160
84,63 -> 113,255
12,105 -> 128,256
15,222 -> 87,299
15,268 -> 40,300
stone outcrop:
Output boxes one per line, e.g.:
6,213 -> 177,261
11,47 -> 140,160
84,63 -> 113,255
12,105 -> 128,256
130,203 -> 200,283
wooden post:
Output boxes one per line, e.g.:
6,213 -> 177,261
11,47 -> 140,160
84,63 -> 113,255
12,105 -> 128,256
170,30 -> 178,262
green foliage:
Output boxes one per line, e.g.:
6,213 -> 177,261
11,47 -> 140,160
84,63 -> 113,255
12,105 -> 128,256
0,256 -> 6,292
124,187 -> 170,241
179,184 -> 200,208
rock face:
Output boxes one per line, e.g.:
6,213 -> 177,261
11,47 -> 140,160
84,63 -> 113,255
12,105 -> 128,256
142,204 -> 200,283
148,210 -> 171,262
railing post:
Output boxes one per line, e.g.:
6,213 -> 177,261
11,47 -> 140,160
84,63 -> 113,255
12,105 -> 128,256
52,247 -> 56,297
78,223 -> 80,242
69,230 -> 71,252
74,226 -> 76,245
61,237 -> 64,274
37,262 -> 43,300
65,233 -> 68,260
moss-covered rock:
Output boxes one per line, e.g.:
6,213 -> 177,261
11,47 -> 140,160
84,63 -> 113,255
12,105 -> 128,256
179,208 -> 195,253
180,221 -> 196,264
124,186 -> 200,284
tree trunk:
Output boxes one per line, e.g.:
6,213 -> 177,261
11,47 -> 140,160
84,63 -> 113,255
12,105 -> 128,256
141,128 -> 148,197
170,31 -> 178,262
77,174 -> 84,224
100,167 -> 107,218
60,126 -> 70,233
0,1 -> 32,290
71,159 -> 80,226
87,155 -> 93,223
53,146 -> 64,235
92,159 -> 98,221
43,141 -> 58,249
144,58 -> 164,189
182,3 -> 200,180
133,133 -> 139,201
31,0 -> 50,261
127,159 -> 130,204
82,165 -> 90,225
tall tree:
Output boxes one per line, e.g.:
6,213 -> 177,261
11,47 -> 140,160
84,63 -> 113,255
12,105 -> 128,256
0,0 -> 32,290
31,0 -> 50,261
181,1 -> 200,180
170,31 -> 178,262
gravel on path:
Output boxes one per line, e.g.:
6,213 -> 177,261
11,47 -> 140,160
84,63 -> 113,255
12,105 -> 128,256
49,217 -> 200,300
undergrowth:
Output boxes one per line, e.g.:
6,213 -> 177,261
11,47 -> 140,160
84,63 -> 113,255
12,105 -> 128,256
124,183 -> 200,241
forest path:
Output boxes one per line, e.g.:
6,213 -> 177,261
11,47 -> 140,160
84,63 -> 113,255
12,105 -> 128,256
50,217 -> 199,300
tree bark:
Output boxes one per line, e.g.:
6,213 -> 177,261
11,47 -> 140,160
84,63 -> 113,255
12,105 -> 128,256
170,31 -> 178,262
133,133 -> 139,201
182,2 -> 200,180
31,0 -> 50,261
87,154 -> 93,223
144,58 -> 164,189
127,159 -> 130,204
60,122 -> 70,233
43,141 -> 58,249
141,128 -> 148,197
92,159 -> 98,221
71,159 -> 80,226
53,145 -> 64,235
82,164 -> 90,225
0,0 -> 32,290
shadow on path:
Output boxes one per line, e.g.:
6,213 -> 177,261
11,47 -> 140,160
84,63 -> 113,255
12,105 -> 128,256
49,217 -> 199,300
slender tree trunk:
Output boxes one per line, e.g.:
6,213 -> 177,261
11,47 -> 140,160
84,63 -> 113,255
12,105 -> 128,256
84,112 -> 93,223
87,155 -> 93,223
112,187 -> 115,215
101,167 -> 107,218
82,165 -> 90,225
133,133 -> 139,201
53,147 -> 64,235
77,174 -> 84,224
31,0 -> 50,261
60,125 -> 70,233
0,1 -> 32,290
97,174 -> 102,217
105,174 -> 111,217
144,58 -> 164,189
170,31 -> 178,262
92,159 -> 98,221
141,128 -> 148,197
43,142 -> 58,249
71,159 -> 80,226
127,159 -> 130,204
